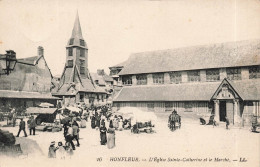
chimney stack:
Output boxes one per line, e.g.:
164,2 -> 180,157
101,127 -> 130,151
38,46 -> 44,56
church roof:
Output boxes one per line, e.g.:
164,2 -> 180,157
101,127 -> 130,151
118,39 -> 260,75
66,12 -> 87,48
71,12 -> 83,40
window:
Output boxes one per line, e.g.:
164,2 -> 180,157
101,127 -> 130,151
80,39 -> 85,46
188,70 -> 200,82
227,67 -> 241,80
80,66 -> 85,74
67,60 -> 73,67
69,38 -> 74,45
136,74 -> 147,85
122,75 -> 132,85
206,69 -> 220,81
80,48 -> 85,57
170,72 -> 182,84
80,94 -> 84,102
249,66 -> 260,79
153,73 -> 164,84
68,48 -> 73,56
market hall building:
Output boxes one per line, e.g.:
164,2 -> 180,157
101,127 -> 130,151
112,39 -> 260,126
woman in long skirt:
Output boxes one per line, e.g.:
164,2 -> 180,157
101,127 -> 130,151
107,124 -> 115,149
96,115 -> 101,129
100,123 -> 107,145
91,116 -> 96,129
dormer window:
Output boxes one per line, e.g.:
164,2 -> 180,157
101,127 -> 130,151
80,39 -> 85,46
69,38 -> 74,45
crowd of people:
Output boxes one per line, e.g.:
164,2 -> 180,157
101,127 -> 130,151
47,105 -> 124,159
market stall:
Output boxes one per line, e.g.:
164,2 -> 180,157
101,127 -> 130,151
116,107 -> 157,133
26,107 -> 61,132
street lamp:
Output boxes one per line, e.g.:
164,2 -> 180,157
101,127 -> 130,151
0,50 -> 17,75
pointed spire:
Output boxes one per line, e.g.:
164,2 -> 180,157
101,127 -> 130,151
71,11 -> 83,39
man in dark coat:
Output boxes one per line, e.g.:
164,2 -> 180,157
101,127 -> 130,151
29,116 -> 37,135
16,118 -> 27,137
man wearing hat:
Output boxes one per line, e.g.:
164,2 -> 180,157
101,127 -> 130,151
29,116 -> 37,135
16,118 -> 27,137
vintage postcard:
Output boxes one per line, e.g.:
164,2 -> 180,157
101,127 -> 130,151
0,0 -> 259,167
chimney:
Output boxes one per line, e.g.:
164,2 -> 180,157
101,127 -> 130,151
38,46 -> 44,56
97,69 -> 104,76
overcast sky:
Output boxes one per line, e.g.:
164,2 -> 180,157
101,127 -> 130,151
0,0 -> 260,76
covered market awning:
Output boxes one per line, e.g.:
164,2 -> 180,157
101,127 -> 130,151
26,107 -> 57,114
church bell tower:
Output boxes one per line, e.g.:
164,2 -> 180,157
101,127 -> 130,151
66,12 -> 88,79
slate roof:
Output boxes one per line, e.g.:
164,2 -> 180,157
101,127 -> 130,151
118,39 -> 260,75
113,79 -> 260,102
66,12 -> 87,49
109,60 -> 128,68
54,65 -> 102,95
113,82 -> 220,102
0,90 -> 59,99
229,79 -> 260,100
16,55 -> 53,78
90,73 -> 106,86
103,75 -> 113,82
18,56 -> 40,65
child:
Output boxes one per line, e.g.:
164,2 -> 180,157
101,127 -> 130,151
48,141 -> 57,158
65,142 -> 73,159
57,142 -> 66,159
